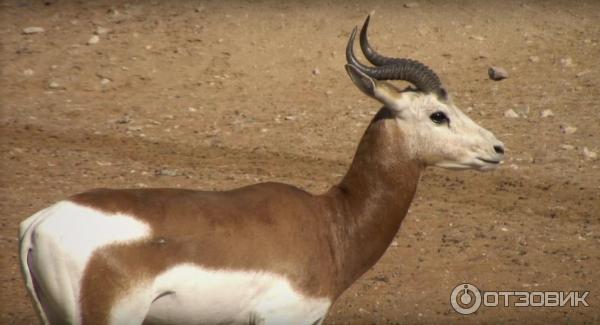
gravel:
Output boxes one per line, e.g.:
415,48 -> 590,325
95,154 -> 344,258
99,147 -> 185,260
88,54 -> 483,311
22,27 -> 45,34
504,109 -> 519,118
488,66 -> 509,81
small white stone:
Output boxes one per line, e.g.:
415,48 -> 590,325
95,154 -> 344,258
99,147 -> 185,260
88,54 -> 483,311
312,68 -> 321,75
23,69 -> 34,76
100,78 -> 111,85
325,90 -> 333,96
529,56 -> 540,63
23,27 -> 45,34
560,124 -> 577,134
576,70 -> 591,78
390,240 -> 399,247
504,109 -> 519,118
48,81 -> 60,89
188,107 -> 197,112
501,227 -> 509,232
284,115 -> 297,121
155,168 -> 178,177
95,26 -> 110,35
540,109 -> 554,118
470,35 -> 485,41
559,57 -> 574,68
87,35 -> 100,45
582,147 -> 598,160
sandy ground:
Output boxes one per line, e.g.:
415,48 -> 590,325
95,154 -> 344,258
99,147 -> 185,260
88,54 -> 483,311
1,0 -> 599,324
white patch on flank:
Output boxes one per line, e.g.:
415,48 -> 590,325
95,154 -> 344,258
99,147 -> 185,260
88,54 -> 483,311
141,264 -> 331,325
19,201 -> 151,325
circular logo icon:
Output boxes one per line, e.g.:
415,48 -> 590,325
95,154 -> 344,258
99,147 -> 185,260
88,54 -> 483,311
450,283 -> 482,315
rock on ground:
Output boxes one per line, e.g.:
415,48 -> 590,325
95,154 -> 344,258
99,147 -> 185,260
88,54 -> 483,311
488,66 -> 509,81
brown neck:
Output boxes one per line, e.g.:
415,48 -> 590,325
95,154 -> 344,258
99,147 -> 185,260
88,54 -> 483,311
321,108 -> 422,297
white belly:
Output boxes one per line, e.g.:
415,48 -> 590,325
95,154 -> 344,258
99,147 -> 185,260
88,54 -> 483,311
140,264 -> 330,325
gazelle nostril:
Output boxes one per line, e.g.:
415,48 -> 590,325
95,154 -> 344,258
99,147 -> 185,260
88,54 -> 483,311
493,145 -> 505,154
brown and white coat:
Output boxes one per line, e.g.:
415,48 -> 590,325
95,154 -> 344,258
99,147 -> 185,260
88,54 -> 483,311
19,16 -> 504,325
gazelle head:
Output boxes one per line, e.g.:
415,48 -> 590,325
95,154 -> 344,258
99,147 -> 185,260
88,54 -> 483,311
346,16 -> 505,171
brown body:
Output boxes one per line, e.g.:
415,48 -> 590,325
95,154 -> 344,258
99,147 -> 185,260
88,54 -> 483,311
70,109 -> 421,324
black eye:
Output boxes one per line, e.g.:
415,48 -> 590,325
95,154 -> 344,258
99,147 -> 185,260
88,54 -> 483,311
430,111 -> 449,124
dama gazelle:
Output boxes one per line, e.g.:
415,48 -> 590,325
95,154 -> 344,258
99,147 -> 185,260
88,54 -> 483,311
19,16 -> 505,325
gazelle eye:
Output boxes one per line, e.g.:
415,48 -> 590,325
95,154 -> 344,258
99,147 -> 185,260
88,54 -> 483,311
430,111 -> 449,124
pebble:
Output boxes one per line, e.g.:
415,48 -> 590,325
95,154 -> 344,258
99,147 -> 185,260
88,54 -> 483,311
470,35 -> 485,41
155,168 -> 178,177
560,144 -> 575,150
488,66 -> 509,81
560,124 -> 577,134
312,68 -> 321,75
95,26 -> 110,35
22,27 -> 45,34
48,81 -> 60,89
504,109 -> 519,118
540,109 -> 554,118
23,69 -> 34,76
576,70 -> 591,78
559,57 -> 573,68
325,90 -> 333,96
390,240 -> 399,247
100,78 -> 111,85
87,35 -> 100,45
582,147 -> 598,160
115,115 -> 131,124
529,56 -> 540,63
404,2 -> 419,8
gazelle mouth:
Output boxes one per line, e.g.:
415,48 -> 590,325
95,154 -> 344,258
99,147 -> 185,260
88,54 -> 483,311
477,157 -> 501,164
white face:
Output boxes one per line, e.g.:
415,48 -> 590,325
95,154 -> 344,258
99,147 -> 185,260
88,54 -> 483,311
387,90 -> 505,171
345,64 -> 505,171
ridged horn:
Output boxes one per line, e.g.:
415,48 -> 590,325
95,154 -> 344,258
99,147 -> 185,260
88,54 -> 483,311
347,16 -> 445,97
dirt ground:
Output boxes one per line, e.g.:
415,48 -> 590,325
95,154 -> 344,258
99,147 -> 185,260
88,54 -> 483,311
1,0 -> 599,324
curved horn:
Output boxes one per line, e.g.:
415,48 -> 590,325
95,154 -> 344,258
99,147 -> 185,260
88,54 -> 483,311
347,17 -> 445,96
359,15 -> 395,66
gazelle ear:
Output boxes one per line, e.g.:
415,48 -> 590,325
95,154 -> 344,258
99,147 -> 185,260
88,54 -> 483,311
345,64 -> 376,97
345,64 -> 405,111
